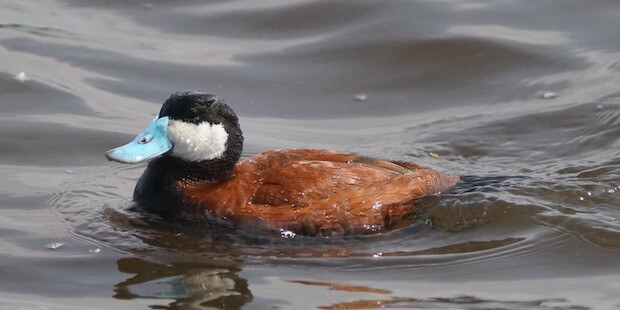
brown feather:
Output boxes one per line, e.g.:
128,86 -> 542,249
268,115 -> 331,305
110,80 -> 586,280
178,149 -> 459,236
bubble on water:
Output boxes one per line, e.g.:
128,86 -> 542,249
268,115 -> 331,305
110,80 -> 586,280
89,248 -> 101,254
64,170 -> 75,174
540,92 -> 557,99
46,242 -> 64,250
353,93 -> 368,102
15,72 -> 30,82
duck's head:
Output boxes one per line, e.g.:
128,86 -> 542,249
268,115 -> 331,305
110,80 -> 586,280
106,90 -> 243,176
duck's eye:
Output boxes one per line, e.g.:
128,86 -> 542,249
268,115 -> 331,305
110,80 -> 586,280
138,134 -> 153,144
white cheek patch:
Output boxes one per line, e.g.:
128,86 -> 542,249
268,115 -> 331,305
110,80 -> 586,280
167,120 -> 228,162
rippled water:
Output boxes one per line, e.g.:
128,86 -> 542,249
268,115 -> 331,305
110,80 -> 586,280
1,0 -> 619,309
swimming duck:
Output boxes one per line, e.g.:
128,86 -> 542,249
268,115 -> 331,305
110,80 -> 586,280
106,90 -> 459,236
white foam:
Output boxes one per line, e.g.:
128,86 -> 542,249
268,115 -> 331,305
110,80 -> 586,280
15,72 -> 30,82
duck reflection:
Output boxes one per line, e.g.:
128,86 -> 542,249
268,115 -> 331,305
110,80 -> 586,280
114,257 -> 252,309
106,205 -> 262,309
108,192 -> 522,309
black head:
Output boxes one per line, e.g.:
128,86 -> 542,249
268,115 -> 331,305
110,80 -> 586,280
159,90 -> 238,125
156,90 -> 244,181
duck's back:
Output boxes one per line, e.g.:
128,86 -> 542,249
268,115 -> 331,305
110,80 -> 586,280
178,149 -> 459,236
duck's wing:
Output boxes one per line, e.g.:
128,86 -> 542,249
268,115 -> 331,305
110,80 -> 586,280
248,149 -> 413,207
248,149 -> 458,206
267,149 -> 419,174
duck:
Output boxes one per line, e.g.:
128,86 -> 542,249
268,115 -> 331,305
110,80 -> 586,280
106,90 -> 459,236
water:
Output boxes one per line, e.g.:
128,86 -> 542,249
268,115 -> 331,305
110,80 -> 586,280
1,0 -> 619,309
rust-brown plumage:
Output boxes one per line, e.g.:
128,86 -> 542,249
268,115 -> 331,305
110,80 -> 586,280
108,91 -> 460,237
178,149 -> 459,236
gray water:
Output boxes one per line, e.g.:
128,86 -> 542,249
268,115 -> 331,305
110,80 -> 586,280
1,0 -> 619,309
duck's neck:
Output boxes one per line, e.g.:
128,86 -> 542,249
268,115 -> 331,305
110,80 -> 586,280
161,130 -> 243,182
157,155 -> 237,183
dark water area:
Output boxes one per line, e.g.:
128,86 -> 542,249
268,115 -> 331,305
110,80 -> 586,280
1,0 -> 619,309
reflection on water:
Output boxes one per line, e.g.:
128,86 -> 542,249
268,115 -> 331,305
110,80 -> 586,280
115,258 -> 252,309
314,295 -> 579,310
1,0 -> 620,308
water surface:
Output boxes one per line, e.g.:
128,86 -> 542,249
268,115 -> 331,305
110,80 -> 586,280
1,0 -> 619,309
